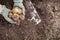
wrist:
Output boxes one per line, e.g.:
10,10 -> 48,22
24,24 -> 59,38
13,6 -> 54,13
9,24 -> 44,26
14,2 -> 23,8
13,0 -> 23,3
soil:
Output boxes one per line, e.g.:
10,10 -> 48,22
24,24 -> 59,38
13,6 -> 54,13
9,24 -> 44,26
0,0 -> 60,40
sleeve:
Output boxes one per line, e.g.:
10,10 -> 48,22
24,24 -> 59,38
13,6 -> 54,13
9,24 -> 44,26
1,5 -> 16,24
13,0 -> 25,15
13,0 -> 23,2
0,4 -> 3,14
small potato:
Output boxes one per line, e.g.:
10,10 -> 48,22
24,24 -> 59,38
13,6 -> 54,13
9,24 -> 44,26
12,14 -> 19,21
12,7 -> 22,15
8,12 -> 13,17
19,15 -> 25,20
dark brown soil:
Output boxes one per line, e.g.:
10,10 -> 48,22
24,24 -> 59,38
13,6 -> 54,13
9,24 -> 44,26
0,0 -> 60,40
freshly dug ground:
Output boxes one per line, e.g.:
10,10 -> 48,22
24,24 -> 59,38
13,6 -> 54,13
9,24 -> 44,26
0,0 -> 60,40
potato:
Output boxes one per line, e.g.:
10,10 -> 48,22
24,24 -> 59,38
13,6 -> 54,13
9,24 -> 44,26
12,7 -> 22,15
8,6 -> 25,24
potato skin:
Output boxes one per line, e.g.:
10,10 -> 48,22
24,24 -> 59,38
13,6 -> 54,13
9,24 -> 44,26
8,6 -> 25,24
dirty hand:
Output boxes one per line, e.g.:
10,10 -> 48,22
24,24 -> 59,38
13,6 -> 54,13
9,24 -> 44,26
9,0 -> 25,25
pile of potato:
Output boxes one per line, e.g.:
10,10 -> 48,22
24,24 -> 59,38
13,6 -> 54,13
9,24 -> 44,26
8,7 -> 25,24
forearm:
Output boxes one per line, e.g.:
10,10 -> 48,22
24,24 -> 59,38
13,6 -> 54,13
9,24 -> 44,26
0,4 -> 4,14
13,0 -> 24,8
0,5 -> 16,24
13,0 -> 25,15
0,4 -> 10,14
13,0 -> 23,2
